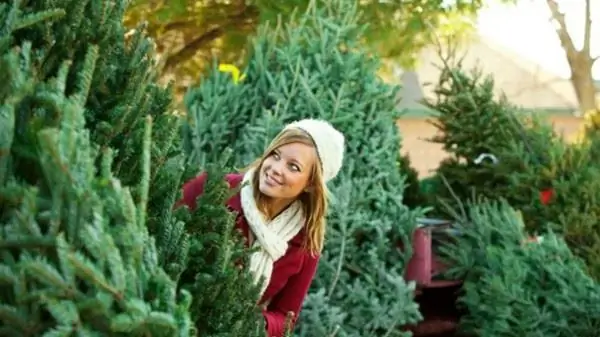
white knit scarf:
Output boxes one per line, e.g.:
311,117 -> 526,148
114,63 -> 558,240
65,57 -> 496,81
241,168 -> 305,297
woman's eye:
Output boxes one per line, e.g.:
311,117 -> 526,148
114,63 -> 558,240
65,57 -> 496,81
290,164 -> 300,172
273,153 -> 280,160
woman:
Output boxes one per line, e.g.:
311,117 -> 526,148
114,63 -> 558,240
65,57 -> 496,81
177,119 -> 345,337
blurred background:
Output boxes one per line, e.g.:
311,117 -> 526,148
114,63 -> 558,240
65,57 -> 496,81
124,0 -> 599,177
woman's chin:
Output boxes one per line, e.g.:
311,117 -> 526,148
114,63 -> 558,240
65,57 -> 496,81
258,183 -> 278,198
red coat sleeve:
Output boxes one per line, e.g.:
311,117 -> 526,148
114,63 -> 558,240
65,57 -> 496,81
174,172 -> 208,210
263,254 -> 319,337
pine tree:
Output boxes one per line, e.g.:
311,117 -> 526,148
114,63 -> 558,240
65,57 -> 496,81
183,1 -> 424,335
0,6 -> 192,335
425,63 -> 600,280
2,0 -> 263,335
423,64 -> 535,216
7,0 -> 189,281
174,155 -> 266,337
437,199 -> 600,336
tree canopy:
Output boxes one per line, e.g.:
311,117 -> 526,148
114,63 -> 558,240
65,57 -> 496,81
124,0 -> 486,95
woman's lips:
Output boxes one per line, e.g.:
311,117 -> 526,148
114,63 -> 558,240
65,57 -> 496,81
265,172 -> 282,186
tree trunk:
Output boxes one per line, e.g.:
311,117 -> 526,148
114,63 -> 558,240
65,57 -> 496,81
546,0 -> 598,116
569,55 -> 597,116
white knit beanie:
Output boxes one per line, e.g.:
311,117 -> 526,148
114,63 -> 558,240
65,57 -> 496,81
283,119 -> 345,182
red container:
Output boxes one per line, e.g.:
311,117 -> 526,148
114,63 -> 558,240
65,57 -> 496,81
403,220 -> 462,289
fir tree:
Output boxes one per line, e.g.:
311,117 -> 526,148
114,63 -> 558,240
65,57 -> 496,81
425,63 -> 600,280
183,1 -> 424,335
2,0 -> 263,335
174,155 -> 265,337
438,199 -> 600,336
398,154 -> 428,209
7,0 -> 190,279
0,7 -> 191,334
423,64 -> 534,216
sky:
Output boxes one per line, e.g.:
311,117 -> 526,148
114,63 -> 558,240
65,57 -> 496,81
476,0 -> 599,80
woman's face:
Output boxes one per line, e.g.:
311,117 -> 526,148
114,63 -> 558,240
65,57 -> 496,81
258,142 -> 317,201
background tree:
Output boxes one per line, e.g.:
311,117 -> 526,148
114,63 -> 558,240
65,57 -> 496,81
544,0 -> 598,115
182,1 -> 425,335
438,200 -> 600,336
124,0 -> 488,96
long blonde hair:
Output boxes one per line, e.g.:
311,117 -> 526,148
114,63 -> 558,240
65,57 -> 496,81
246,128 -> 328,255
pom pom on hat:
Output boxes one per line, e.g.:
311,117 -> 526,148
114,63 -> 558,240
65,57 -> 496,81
283,119 -> 345,182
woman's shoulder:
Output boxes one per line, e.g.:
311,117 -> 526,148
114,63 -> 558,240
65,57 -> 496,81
184,171 -> 244,189
224,172 -> 244,188
177,171 -> 244,209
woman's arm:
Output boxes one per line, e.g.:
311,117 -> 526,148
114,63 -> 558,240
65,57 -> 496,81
263,254 -> 319,337
174,172 -> 208,210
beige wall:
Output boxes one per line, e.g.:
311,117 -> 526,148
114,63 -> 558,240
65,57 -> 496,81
397,115 -> 584,177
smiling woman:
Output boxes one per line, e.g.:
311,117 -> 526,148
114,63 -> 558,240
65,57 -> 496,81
176,119 -> 345,337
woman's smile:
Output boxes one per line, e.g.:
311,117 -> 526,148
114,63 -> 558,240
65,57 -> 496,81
264,171 -> 283,187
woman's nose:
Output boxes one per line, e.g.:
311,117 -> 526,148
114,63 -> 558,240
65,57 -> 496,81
270,161 -> 284,176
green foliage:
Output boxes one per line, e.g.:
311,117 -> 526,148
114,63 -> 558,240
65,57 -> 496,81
398,154 -> 428,209
438,200 -> 600,336
2,0 -> 265,335
124,0 -> 488,95
423,65 -> 531,216
184,1 -> 424,335
175,158 -> 265,337
499,136 -> 600,280
0,5 -> 192,333
425,63 -> 600,280
5,0 -> 189,281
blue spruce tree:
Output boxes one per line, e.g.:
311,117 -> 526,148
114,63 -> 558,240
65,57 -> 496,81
183,1 -> 424,335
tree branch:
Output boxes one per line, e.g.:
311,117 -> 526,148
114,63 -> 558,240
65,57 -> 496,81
583,0 -> 592,54
161,7 -> 258,73
545,0 -> 578,63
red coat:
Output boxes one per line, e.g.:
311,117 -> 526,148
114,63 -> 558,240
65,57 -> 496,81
178,172 -> 319,337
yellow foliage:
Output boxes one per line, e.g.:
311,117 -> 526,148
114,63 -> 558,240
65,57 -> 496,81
218,64 -> 246,84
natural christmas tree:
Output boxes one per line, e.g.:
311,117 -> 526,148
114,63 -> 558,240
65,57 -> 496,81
2,0 -> 264,335
1,10 -> 191,335
438,199 -> 600,336
498,134 -> 600,280
173,154 -> 266,337
423,64 -> 534,216
425,63 -> 600,280
183,1 -> 424,335
7,0 -> 190,280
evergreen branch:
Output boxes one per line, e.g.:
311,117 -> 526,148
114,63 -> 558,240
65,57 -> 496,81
327,228 -> 346,298
71,45 -> 99,108
0,237 -> 56,249
14,9 -> 66,31
0,305 -> 30,332
137,115 -> 152,229
65,248 -> 124,303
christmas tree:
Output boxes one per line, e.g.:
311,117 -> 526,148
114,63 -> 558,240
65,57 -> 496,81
183,1 -> 424,335
7,0 -> 190,280
173,155 -> 266,337
425,62 -> 600,280
438,199 -> 600,336
2,0 -> 264,335
423,64 -> 535,216
0,7 -> 191,335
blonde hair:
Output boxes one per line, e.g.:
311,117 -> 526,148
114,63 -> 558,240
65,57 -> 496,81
247,128 -> 328,255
